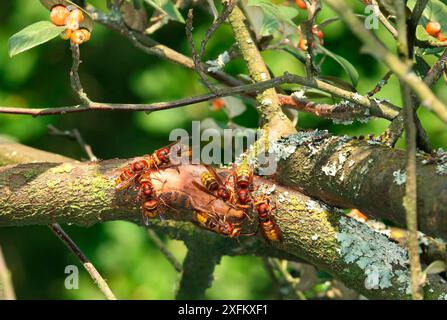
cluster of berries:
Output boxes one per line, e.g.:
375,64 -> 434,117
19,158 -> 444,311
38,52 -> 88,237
425,21 -> 446,42
298,27 -> 324,51
50,5 -> 91,45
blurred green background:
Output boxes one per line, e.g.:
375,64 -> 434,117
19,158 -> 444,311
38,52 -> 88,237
0,0 -> 446,299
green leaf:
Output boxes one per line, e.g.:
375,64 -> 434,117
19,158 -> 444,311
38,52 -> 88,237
281,47 -> 307,64
318,75 -> 357,93
414,0 -> 447,56
423,0 -> 447,31
318,45 -> 359,88
414,55 -> 431,78
423,260 -> 446,275
248,0 -> 299,30
8,21 -> 66,58
144,0 -> 185,23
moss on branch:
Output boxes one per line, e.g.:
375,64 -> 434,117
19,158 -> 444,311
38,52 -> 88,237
1,147 -> 447,299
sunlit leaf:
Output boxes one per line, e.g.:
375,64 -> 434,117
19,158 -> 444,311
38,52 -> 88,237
319,45 -> 359,88
423,260 -> 446,275
144,0 -> 185,23
8,21 -> 65,57
318,75 -> 357,93
247,0 -> 299,37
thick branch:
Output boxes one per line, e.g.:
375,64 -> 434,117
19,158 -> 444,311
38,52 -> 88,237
274,132 -> 447,241
227,5 -> 295,135
0,151 -> 447,299
176,237 -> 222,300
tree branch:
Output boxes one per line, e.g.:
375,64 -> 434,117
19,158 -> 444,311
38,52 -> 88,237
48,223 -> 117,300
1,143 -> 447,299
323,0 -> 447,125
176,237 -> 222,300
0,245 -> 16,300
395,0 -> 423,299
274,131 -> 447,241
227,4 -> 295,135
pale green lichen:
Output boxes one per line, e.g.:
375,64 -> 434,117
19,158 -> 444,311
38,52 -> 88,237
393,170 -> 406,185
336,216 -> 410,291
439,293 -> 447,300
269,129 -> 331,161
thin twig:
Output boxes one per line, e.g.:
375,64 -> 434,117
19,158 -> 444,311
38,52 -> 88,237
323,0 -> 447,125
301,0 -> 322,78
371,0 -> 398,39
186,9 -> 217,92
262,257 -> 282,299
186,2 -> 236,94
48,223 -> 117,300
69,43 -> 93,106
270,259 -> 307,300
381,49 -> 447,149
47,125 -> 97,161
0,245 -> 16,300
147,228 -> 183,273
280,94 -> 369,120
366,70 -> 393,97
395,0 -> 423,300
0,73 -> 401,121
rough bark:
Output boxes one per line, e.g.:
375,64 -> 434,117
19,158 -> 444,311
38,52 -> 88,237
1,144 -> 447,299
276,133 -> 447,240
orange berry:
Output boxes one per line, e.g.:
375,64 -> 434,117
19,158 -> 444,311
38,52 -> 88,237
69,9 -> 84,23
60,29 -> 72,40
312,27 -> 324,39
50,5 -> 70,26
80,28 -> 91,42
347,209 -> 368,222
299,38 -> 308,51
425,21 -> 441,37
70,29 -> 87,45
211,98 -> 225,111
295,0 -> 307,9
437,33 -> 446,42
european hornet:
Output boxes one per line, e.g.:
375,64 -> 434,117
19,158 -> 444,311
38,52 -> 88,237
193,164 -> 236,204
194,210 -> 241,238
136,172 -> 160,225
115,140 -> 191,191
253,196 -> 282,242
232,162 -> 254,208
